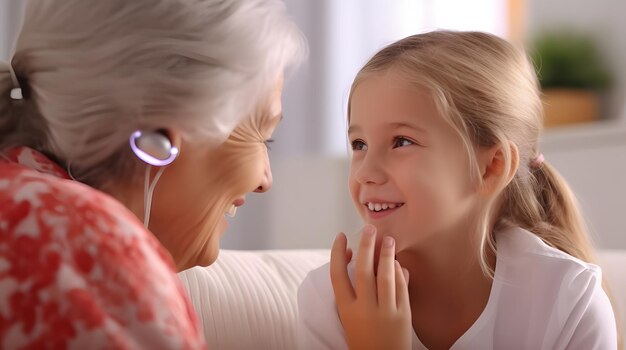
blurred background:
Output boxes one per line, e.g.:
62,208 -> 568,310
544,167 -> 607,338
1,0 -> 625,250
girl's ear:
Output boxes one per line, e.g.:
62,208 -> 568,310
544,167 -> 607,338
477,141 -> 519,196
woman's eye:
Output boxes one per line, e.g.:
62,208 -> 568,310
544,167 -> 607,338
393,137 -> 414,148
351,139 -> 367,151
264,138 -> 275,150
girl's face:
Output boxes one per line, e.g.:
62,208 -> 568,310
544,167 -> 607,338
348,71 -> 481,253
149,77 -> 284,271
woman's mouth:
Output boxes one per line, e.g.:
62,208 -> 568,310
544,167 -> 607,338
226,204 -> 237,218
226,198 -> 246,218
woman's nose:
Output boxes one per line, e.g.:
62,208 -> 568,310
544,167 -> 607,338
254,165 -> 273,193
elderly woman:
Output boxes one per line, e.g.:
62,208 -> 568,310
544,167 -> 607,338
0,0 -> 305,348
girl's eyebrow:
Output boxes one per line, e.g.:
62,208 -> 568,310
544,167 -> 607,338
387,121 -> 428,134
348,121 -> 428,136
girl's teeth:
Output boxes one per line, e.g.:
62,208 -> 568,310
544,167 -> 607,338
226,204 -> 237,217
366,202 -> 403,212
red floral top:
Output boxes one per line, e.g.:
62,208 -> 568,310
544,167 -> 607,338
0,147 -> 207,350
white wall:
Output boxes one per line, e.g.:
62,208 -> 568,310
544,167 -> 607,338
541,122 -> 626,249
0,1 -> 8,60
223,156 -> 361,250
0,0 -> 24,61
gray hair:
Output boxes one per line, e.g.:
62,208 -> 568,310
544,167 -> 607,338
0,0 -> 306,187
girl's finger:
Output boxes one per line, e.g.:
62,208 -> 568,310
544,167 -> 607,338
330,232 -> 355,304
354,225 -> 377,302
377,236 -> 396,310
395,261 -> 410,311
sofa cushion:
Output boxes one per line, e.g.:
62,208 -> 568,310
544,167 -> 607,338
179,250 -> 329,350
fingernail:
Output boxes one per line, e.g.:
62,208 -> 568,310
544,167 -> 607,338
363,225 -> 376,237
335,232 -> 346,242
383,236 -> 394,247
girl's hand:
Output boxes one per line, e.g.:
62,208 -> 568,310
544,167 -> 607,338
330,225 -> 412,350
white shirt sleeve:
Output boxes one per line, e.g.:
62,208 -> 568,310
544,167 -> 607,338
297,264 -> 349,350
560,268 -> 618,350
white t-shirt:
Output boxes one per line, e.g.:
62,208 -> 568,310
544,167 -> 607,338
297,227 -> 618,350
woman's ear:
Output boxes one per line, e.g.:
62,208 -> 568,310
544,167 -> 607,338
478,141 -> 519,196
163,128 -> 182,154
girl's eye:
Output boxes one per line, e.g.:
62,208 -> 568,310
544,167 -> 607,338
393,136 -> 415,148
351,139 -> 367,151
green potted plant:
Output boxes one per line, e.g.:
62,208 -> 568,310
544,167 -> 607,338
530,31 -> 611,127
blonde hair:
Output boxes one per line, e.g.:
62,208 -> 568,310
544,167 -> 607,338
348,30 -> 621,346
0,0 -> 305,188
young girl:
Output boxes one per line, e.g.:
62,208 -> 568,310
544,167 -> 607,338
298,31 -> 620,350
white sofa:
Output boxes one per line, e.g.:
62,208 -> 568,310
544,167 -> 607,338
179,249 -> 626,350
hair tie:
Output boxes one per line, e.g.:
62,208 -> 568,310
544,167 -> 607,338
531,153 -> 545,169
